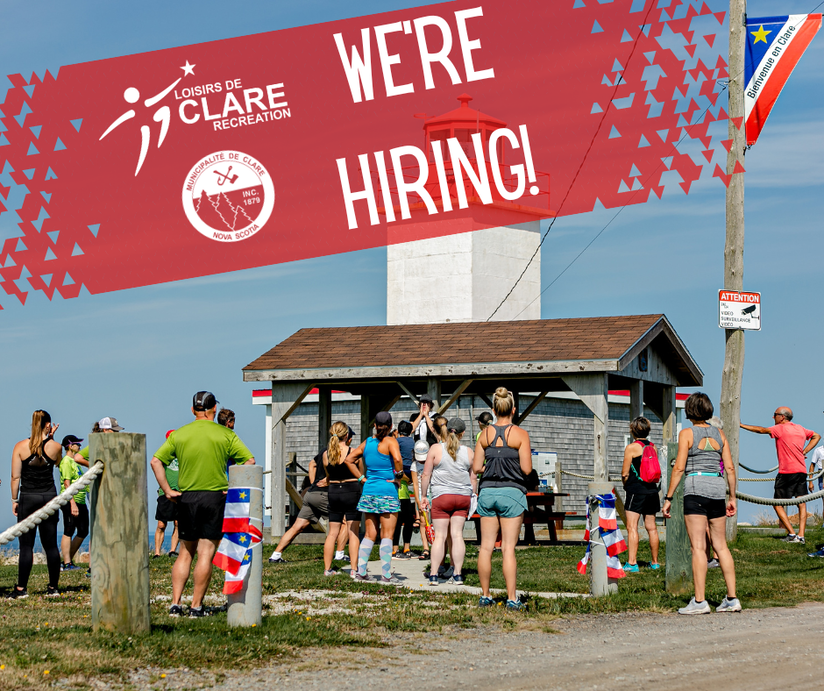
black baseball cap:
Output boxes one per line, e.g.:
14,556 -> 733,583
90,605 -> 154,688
61,434 -> 83,448
375,411 -> 392,426
447,418 -> 466,434
193,391 -> 218,411
419,394 -> 434,405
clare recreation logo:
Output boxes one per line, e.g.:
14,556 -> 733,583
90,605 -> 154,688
181,151 -> 275,242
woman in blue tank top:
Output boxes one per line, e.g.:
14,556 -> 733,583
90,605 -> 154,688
473,387 -> 532,611
347,411 -> 405,584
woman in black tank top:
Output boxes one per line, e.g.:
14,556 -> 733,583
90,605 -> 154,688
323,422 -> 362,574
472,388 -> 532,611
9,410 -> 63,598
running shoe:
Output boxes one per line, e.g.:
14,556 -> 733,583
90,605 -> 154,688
392,551 -> 413,560
323,569 -> 339,577
678,598 -> 711,615
61,562 -> 80,571
478,596 -> 494,607
506,599 -> 526,611
352,573 -> 371,583
807,548 -> 824,558
715,597 -> 742,613
707,559 -> 720,569
451,574 -> 465,585
438,564 -> 454,579
378,575 -> 402,585
623,562 -> 639,573
152,554 -> 162,560
6,587 -> 28,600
340,554 -> 351,562
168,551 -> 178,557
268,555 -> 288,564
649,563 -> 661,570
168,604 -> 184,617
790,535 -> 806,544
46,586 -> 60,597
188,606 -> 208,618
428,575 -> 440,586
334,551 -> 345,561
781,534 -> 798,542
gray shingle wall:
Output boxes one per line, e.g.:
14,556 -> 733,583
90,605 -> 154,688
282,394 -> 664,514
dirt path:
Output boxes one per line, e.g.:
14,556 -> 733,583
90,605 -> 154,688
205,603 -> 824,691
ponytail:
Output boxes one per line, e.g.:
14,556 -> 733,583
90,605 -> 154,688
493,387 -> 514,418
29,409 -> 52,457
446,431 -> 460,461
327,421 -> 349,466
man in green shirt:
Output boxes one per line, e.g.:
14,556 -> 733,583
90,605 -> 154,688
151,391 -> 255,618
59,435 -> 88,570
154,429 -> 180,558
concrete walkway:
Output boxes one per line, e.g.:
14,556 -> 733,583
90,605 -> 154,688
344,556 -> 587,599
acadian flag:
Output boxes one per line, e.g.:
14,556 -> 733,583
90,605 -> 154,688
745,14 -> 822,146
213,487 -> 262,595
577,492 -> 628,580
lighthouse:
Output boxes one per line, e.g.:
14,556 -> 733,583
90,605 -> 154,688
386,94 -> 552,325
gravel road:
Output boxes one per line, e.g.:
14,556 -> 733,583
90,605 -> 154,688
114,603 -> 824,690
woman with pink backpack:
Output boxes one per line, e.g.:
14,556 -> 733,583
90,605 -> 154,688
620,416 -> 662,572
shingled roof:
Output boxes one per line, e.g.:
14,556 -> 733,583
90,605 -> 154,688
243,315 -> 702,386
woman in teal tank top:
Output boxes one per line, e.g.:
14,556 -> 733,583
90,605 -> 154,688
348,411 -> 405,584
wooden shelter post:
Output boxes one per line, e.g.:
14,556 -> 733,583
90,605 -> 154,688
317,386 -> 332,451
427,378 -> 441,408
562,373 -> 609,481
629,380 -> 643,421
270,382 -> 313,540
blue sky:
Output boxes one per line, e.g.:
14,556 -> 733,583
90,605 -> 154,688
1,0 -> 822,530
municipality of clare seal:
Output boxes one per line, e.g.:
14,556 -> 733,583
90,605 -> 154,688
182,150 -> 275,242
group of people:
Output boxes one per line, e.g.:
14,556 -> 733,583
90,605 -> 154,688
9,387 -> 821,616
8,412 -> 126,597
620,392 -> 822,614
267,387 -> 532,610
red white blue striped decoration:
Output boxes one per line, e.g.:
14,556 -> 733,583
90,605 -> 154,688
577,492 -> 627,580
213,487 -> 263,594
745,15 -> 821,146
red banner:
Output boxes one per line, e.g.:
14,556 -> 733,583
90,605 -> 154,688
0,0 -> 730,307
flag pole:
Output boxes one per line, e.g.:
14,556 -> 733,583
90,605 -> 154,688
721,0 -> 746,542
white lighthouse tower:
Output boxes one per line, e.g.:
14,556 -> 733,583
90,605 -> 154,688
386,95 -> 551,325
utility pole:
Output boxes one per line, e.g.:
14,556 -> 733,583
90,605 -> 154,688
721,0 -> 746,542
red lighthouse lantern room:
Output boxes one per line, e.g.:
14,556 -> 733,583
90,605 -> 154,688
418,93 -> 551,215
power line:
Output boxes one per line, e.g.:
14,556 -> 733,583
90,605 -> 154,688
486,1 -> 656,321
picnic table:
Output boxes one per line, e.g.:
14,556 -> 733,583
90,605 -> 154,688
469,491 -> 569,544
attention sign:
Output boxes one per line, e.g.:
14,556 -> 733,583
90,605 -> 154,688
718,290 -> 761,330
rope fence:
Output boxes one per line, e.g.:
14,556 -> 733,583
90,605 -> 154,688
0,461 -> 104,546
560,469 -> 621,482
738,462 -> 779,474
736,487 -> 824,507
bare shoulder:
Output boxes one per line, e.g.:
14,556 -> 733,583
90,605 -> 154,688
12,438 -> 29,457
510,425 -> 530,446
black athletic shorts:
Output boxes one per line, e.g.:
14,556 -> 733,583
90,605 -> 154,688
61,502 -> 90,538
774,472 -> 807,499
683,494 -> 726,520
155,495 -> 179,523
178,491 -> 226,541
328,482 -> 362,523
625,492 -> 660,516
61,502 -> 76,536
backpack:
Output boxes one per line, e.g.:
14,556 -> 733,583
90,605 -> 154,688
634,439 -> 661,484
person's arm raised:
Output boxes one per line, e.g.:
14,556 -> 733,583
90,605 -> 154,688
740,423 -> 771,434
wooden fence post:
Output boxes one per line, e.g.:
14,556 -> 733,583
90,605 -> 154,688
89,432 -> 150,634
665,441 -> 691,594
227,465 -> 263,628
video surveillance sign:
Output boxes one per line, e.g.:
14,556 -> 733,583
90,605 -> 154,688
718,290 -> 761,331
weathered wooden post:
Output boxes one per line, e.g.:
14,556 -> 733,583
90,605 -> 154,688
227,464 -> 263,628
665,442 -> 691,594
89,432 -> 150,634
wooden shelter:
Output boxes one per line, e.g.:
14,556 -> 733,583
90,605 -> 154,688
243,314 -> 702,538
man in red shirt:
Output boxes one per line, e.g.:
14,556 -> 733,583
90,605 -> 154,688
741,407 -> 820,544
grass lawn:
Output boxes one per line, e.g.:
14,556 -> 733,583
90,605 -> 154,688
2,527 -> 823,689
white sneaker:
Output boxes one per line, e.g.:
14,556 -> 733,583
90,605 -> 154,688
678,597 -> 711,615
716,596 -> 742,613
334,551 -> 345,560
